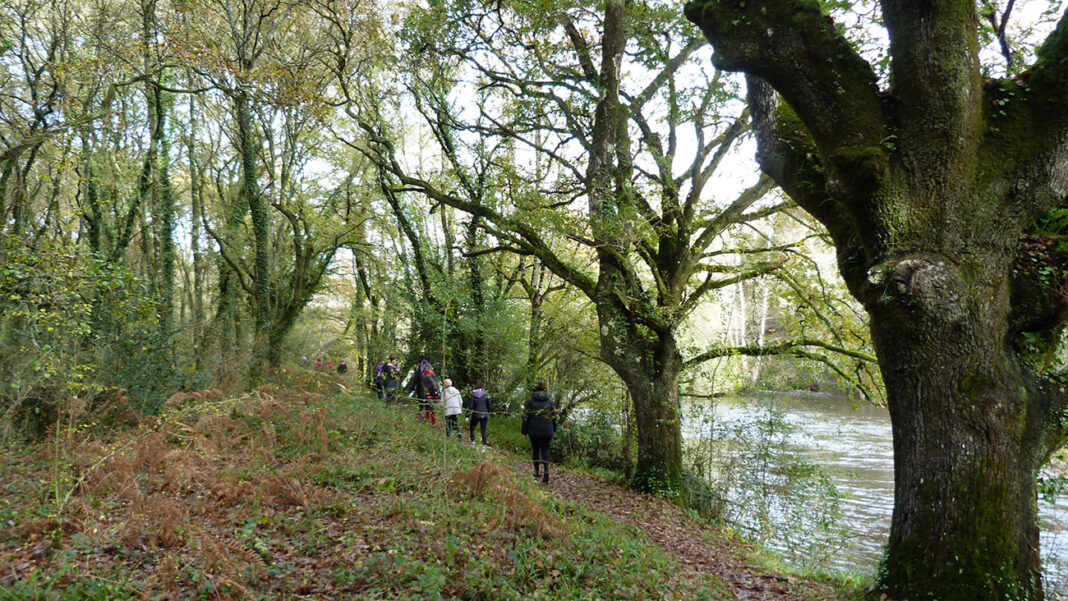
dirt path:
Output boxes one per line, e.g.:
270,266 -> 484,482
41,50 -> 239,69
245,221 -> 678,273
540,467 -> 848,601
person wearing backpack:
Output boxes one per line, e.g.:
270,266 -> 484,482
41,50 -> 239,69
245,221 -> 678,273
467,379 -> 493,450
521,380 -> 555,483
411,359 -> 440,426
372,363 -> 385,399
442,378 -> 463,438
381,357 -> 400,403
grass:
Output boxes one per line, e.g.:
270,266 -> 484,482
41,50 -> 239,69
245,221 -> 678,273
0,368 -> 741,600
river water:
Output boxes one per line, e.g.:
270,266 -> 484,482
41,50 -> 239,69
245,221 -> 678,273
683,391 -> 1068,591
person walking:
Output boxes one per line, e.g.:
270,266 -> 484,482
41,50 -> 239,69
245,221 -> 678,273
467,379 -> 493,450
372,363 -> 385,399
442,378 -> 463,438
521,380 -> 555,483
381,358 -> 400,403
337,360 -> 348,375
411,360 -> 440,426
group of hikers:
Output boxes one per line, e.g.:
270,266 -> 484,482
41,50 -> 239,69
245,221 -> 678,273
301,356 -> 348,375
370,357 -> 556,483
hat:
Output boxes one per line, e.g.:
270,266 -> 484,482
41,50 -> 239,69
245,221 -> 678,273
443,378 -> 452,387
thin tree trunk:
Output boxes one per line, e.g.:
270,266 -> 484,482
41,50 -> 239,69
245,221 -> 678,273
235,88 -> 270,370
158,133 -> 177,331
465,217 -> 486,380
186,81 -> 205,363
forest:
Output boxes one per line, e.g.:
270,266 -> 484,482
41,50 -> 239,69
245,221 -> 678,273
0,0 -> 1066,599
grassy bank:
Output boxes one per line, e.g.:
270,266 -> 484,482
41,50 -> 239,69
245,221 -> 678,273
0,369 -> 751,600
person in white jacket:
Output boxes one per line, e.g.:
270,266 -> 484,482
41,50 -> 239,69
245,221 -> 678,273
441,379 -> 463,438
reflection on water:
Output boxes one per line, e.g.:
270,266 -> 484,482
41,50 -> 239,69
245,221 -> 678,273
683,391 -> 1068,588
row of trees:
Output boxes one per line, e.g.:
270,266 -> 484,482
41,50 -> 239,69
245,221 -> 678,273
0,0 -> 874,421
0,0 -> 373,390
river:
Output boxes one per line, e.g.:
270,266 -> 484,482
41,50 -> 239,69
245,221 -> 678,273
682,391 -> 1068,592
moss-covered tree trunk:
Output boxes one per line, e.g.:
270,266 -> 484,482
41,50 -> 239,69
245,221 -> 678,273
185,77 -> 206,364
867,252 -> 1046,597
235,87 -> 270,370
586,0 -> 684,493
687,0 -> 1068,597
600,315 -> 684,493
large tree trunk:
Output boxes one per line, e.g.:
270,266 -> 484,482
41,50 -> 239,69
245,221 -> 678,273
866,253 -> 1045,598
626,350 -> 683,494
685,0 -> 1068,595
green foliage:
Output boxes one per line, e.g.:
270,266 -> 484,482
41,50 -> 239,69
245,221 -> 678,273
553,410 -> 632,474
0,236 -> 193,438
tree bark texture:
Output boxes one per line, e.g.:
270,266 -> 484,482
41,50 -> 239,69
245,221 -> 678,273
686,0 -> 1068,598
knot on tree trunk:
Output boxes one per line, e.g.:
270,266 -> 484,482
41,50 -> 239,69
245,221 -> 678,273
866,256 -> 967,323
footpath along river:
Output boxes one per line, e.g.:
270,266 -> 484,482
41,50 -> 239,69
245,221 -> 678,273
682,391 -> 1068,591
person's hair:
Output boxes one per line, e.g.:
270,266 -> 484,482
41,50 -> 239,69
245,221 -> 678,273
473,378 -> 483,389
443,378 -> 452,387
388,356 -> 395,362
534,380 -> 547,392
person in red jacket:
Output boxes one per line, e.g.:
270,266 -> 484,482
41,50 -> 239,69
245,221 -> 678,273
411,359 -> 440,426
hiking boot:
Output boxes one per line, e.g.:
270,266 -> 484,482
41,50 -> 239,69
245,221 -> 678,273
542,471 -> 549,484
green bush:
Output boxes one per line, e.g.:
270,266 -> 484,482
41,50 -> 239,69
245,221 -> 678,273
552,410 -> 630,473
0,237 -> 195,439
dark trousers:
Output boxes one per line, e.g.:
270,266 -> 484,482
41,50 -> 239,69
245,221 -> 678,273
530,436 -> 551,474
445,414 -> 459,437
469,415 -> 488,444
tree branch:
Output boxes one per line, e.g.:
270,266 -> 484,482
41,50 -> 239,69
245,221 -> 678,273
685,0 -> 885,163
683,337 -> 877,368
680,258 -> 787,319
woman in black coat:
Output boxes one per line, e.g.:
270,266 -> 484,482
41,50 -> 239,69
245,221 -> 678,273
521,380 -> 555,483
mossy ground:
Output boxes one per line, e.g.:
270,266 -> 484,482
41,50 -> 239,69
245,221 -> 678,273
0,368 -> 859,600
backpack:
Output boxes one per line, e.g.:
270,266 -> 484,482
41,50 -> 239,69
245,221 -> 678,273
422,371 -> 440,398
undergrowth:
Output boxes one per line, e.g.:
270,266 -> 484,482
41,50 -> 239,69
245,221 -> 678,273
0,368 -> 734,600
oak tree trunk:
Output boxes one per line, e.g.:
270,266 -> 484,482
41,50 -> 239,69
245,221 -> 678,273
685,0 -> 1068,597
867,254 -> 1045,598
